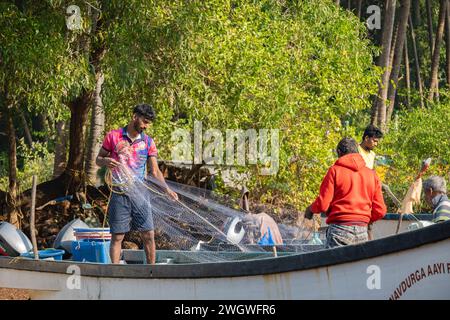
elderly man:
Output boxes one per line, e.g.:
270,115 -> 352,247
305,137 -> 387,248
423,176 -> 450,223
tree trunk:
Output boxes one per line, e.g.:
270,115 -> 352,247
33,113 -> 48,140
335,0 -> 340,6
357,0 -> 362,19
84,4 -> 105,186
404,35 -> 411,109
412,0 -> 421,26
372,0 -> 397,129
389,23 -> 399,75
445,0 -> 450,87
15,91 -> 91,215
409,15 -> 425,108
426,0 -> 435,62
387,0 -> 411,123
19,109 -> 33,148
6,107 -> 20,228
428,0 -> 448,101
84,71 -> 105,186
65,91 -> 92,192
53,120 -> 68,178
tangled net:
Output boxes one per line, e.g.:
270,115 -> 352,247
104,162 -> 325,263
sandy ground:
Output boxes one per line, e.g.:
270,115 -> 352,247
0,288 -> 30,300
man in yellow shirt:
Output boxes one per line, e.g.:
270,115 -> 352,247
358,125 -> 383,170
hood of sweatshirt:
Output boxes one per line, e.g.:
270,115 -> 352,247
334,153 -> 367,172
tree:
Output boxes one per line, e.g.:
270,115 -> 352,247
372,0 -> 397,129
428,0 -> 448,101
387,0 -> 411,123
426,0 -> 435,62
84,3 -> 106,186
445,0 -> 450,87
1,0 -> 381,214
404,34 -> 411,108
84,72 -> 104,185
115,0 -> 379,208
0,1 -> 92,214
409,15 -> 425,108
5,104 -> 20,227
411,0 -> 421,26
53,120 -> 68,178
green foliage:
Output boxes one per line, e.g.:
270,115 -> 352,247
7,0 -> 447,217
0,140 -> 54,192
380,96 -> 450,211
98,0 -> 380,209
0,2 -> 92,116
131,1 -> 379,207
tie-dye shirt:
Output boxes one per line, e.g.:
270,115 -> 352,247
101,127 -> 158,181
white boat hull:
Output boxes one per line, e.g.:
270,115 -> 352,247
1,221 -> 449,300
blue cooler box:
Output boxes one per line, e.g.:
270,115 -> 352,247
71,240 -> 111,263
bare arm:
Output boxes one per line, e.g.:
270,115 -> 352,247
96,147 -> 120,169
147,157 -> 178,200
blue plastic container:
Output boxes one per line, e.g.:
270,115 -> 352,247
71,240 -> 111,263
21,248 -> 65,261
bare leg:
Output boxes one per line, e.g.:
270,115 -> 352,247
140,230 -> 156,264
110,233 -> 125,264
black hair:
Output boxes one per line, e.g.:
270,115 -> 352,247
336,137 -> 358,157
133,103 -> 155,121
362,125 -> 383,140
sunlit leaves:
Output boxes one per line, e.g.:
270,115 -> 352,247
0,2 -> 92,118
98,0 -> 380,209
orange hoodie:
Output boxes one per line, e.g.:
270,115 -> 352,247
310,153 -> 387,225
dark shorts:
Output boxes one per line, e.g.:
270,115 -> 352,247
107,193 -> 154,234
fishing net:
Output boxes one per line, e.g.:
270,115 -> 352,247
105,162 -> 325,263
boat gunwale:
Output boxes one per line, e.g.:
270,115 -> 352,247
0,221 -> 449,279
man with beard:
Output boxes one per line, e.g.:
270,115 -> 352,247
96,103 -> 178,264
358,125 -> 383,170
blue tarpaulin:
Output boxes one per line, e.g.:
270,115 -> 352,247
258,227 -> 275,246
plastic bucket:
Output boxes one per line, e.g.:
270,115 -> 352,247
73,227 -> 111,241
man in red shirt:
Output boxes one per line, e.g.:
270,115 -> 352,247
305,137 -> 387,248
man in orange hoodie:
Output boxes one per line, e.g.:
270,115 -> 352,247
305,137 -> 387,248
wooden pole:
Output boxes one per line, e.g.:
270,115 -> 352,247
272,245 -> 278,258
30,175 -> 39,260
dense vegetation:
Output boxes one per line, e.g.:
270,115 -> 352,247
0,0 -> 449,227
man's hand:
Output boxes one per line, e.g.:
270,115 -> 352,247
96,148 -> 120,169
105,158 -> 121,169
304,205 -> 314,220
166,188 -> 178,201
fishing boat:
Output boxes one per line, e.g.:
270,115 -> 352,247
0,216 -> 449,300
